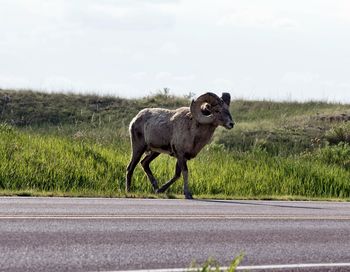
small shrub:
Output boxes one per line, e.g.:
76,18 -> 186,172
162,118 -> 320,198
325,123 -> 350,144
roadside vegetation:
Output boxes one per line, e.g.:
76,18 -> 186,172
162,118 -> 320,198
1,89 -> 349,200
190,253 -> 244,272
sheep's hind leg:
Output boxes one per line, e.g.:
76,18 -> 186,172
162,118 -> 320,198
126,147 -> 146,193
156,161 -> 181,193
141,151 -> 160,191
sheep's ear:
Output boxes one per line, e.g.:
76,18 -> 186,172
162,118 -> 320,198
221,92 -> 231,106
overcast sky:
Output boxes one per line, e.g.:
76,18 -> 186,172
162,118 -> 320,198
1,0 -> 350,102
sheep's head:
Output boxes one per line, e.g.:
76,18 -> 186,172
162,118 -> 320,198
190,92 -> 234,129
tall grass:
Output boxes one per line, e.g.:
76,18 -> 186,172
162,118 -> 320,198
0,124 -> 128,195
1,124 -> 349,199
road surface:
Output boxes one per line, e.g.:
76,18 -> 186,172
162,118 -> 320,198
0,197 -> 350,271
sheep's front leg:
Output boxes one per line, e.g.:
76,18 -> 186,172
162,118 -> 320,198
179,159 -> 193,199
156,161 -> 181,193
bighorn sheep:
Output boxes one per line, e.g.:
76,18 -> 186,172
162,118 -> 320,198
126,92 -> 234,199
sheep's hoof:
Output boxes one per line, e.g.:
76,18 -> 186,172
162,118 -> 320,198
185,193 -> 193,200
156,188 -> 165,194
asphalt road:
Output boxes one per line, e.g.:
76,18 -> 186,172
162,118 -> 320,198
1,197 -> 350,272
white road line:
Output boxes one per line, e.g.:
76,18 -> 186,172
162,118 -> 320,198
100,262 -> 350,272
237,263 -> 350,270
1,214 -> 350,220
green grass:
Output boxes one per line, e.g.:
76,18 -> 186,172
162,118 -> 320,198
1,123 -> 349,200
0,123 -> 127,195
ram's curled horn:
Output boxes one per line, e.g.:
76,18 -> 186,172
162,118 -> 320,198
190,92 -> 221,124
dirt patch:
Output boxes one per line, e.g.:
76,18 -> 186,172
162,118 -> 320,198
317,113 -> 350,122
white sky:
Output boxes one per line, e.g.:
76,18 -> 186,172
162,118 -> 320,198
1,0 -> 350,102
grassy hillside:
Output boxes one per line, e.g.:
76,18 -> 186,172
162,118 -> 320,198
0,89 -> 188,127
1,88 -> 349,153
1,89 -> 349,199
